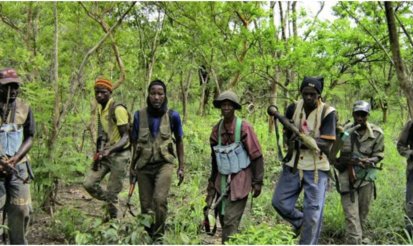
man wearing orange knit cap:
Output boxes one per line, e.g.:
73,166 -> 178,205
83,78 -> 131,220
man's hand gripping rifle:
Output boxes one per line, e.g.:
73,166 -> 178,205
92,136 -> 105,171
0,146 -> 29,184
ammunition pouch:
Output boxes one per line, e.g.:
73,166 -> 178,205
0,123 -> 23,157
213,141 -> 250,175
355,166 -> 377,182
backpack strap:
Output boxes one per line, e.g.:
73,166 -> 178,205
235,118 -> 242,142
408,120 -> 413,149
217,118 -> 242,146
217,119 -> 223,146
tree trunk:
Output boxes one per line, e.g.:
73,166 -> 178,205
384,2 -> 413,118
42,1 -> 60,215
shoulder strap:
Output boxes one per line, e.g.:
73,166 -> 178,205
321,104 -> 329,119
408,120 -> 413,148
235,118 -> 242,142
217,119 -> 223,146
109,100 -> 129,124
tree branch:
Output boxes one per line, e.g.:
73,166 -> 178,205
340,2 -> 395,66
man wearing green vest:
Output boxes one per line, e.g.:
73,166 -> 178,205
130,80 -> 184,244
83,78 -> 130,220
336,101 -> 384,244
0,68 -> 36,244
207,90 -> 264,243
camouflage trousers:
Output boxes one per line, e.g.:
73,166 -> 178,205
83,150 -> 130,218
137,162 -> 174,241
1,162 -> 32,245
340,182 -> 373,245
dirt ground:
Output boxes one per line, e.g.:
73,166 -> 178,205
25,182 -> 222,245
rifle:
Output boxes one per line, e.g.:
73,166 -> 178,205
0,145 -> 29,184
92,136 -> 105,171
203,176 -> 231,236
0,159 -> 28,183
125,174 -> 137,217
267,105 -> 320,153
125,144 -> 139,217
338,155 -> 383,202
203,187 -> 217,236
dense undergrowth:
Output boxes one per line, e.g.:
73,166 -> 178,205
33,103 -> 412,245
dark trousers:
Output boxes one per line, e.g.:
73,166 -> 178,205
137,162 -> 173,241
218,196 -> 248,243
4,163 -> 31,245
406,170 -> 413,235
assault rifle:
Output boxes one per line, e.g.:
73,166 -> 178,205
203,177 -> 231,236
125,174 -> 137,217
338,155 -> 383,183
92,136 -> 106,171
0,145 -> 30,183
0,159 -> 29,184
203,187 -> 217,236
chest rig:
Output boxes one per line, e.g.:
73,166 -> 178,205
135,108 -> 176,169
0,98 -> 29,158
213,118 -> 250,175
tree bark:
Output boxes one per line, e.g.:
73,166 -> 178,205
384,1 -> 413,118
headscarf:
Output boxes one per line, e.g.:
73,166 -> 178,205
146,80 -> 168,118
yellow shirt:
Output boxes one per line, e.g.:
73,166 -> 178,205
98,98 -> 130,148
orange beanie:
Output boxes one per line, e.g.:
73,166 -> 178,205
94,78 -> 112,91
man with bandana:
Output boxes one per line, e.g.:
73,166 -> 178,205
130,80 -> 184,243
83,78 -> 131,220
268,76 -> 336,245
0,68 -> 36,244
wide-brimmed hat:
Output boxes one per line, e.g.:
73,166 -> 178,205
0,68 -> 21,85
213,90 -> 242,110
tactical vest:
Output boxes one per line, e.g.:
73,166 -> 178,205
135,108 -> 176,169
286,100 -> 334,171
0,98 -> 29,163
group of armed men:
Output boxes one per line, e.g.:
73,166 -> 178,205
1,68 -> 413,245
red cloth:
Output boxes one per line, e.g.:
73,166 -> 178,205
210,117 -> 263,201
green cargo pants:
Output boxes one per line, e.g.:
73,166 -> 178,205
218,196 -> 248,243
340,182 -> 373,245
83,150 -> 130,218
137,162 -> 173,241
4,162 -> 32,245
